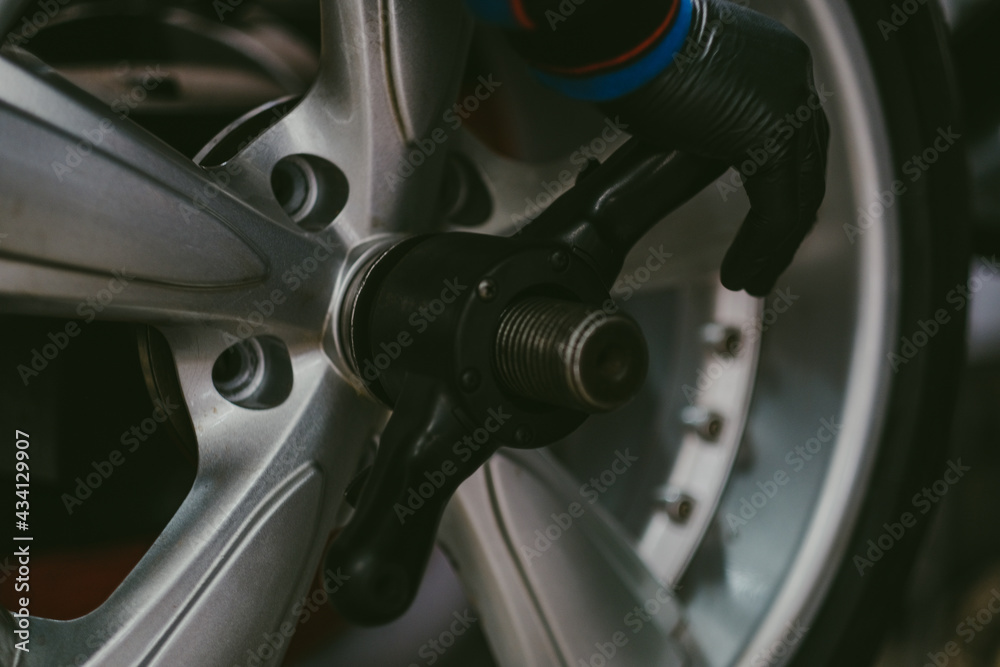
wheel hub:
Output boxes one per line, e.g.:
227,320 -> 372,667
329,227 -> 651,623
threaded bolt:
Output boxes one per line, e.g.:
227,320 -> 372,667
494,296 -> 648,413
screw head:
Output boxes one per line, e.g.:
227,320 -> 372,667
550,249 -> 570,272
460,368 -> 481,392
477,278 -> 497,302
677,500 -> 692,519
701,323 -> 742,357
657,489 -> 696,524
514,425 -> 534,445
680,406 -> 724,442
668,498 -> 695,523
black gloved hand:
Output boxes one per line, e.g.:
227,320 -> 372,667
602,0 -> 830,297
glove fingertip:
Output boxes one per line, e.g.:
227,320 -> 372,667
742,266 -> 784,297
719,267 -> 745,293
743,280 -> 776,299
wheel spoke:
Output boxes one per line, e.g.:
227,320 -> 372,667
0,325 -> 383,666
440,451 -> 700,667
0,56 -> 325,325
219,0 -> 473,244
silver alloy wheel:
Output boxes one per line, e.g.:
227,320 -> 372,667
0,0 -> 899,665
442,1 -> 895,664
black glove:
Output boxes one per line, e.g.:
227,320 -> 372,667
602,0 -> 830,297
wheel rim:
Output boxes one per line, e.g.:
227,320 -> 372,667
441,0 -> 898,664
0,0 -> 899,665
